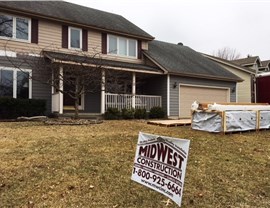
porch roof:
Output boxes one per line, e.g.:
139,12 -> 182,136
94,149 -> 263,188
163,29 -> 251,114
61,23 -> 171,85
43,51 -> 163,74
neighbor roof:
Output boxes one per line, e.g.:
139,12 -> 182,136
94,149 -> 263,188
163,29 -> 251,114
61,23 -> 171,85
0,1 -> 153,40
143,40 -> 243,82
202,53 -> 256,74
43,51 -> 163,74
232,56 -> 260,66
260,60 -> 270,68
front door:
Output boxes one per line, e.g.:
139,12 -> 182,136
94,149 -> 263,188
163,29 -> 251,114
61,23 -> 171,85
63,78 -> 84,111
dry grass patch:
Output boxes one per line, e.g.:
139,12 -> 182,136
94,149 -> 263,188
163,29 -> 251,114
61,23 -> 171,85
0,121 -> 269,207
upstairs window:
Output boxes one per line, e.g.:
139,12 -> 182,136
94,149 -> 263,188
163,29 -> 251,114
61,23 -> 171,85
107,35 -> 137,58
0,13 -> 30,42
69,27 -> 82,50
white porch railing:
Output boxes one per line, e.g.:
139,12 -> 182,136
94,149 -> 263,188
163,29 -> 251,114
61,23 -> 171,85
105,93 -> 162,111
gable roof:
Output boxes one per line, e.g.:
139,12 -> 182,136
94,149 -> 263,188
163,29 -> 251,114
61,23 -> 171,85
0,1 -> 153,40
143,40 -> 243,82
232,56 -> 260,67
202,53 -> 256,74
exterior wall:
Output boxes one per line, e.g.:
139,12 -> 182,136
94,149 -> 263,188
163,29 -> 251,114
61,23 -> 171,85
84,91 -> 101,113
0,15 -> 145,64
0,56 -> 52,114
143,75 -> 167,113
216,63 -> 252,103
169,75 -> 236,117
141,41 -> 148,50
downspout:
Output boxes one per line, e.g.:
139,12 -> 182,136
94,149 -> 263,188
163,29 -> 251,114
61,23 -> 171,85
167,74 -> 170,117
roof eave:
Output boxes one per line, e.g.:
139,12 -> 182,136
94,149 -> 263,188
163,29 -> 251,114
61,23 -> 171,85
43,51 -> 163,75
168,71 -> 243,83
202,54 -> 256,74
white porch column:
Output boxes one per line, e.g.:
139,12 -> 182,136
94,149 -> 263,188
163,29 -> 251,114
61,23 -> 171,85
132,72 -> 136,109
59,66 -> 64,114
101,69 -> 106,114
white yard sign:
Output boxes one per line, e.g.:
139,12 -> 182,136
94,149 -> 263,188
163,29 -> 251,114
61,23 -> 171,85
131,132 -> 190,207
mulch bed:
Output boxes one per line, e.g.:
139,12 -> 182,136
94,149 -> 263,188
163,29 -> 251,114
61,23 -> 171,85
44,118 -> 103,125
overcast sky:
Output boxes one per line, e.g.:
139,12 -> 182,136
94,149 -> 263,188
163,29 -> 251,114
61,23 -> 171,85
66,0 -> 270,60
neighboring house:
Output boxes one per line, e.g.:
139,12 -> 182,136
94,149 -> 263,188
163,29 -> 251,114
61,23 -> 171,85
232,56 -> 262,73
259,60 -> 270,72
202,54 -> 256,103
0,1 -> 242,118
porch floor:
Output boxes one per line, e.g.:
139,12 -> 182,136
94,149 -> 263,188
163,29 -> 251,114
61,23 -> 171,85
147,119 -> 191,127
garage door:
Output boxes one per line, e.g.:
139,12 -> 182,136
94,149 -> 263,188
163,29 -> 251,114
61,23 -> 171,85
179,85 -> 229,118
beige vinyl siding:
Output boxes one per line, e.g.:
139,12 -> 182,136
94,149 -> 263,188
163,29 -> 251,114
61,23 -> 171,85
142,41 -> 148,50
217,63 -> 252,103
0,18 -> 144,64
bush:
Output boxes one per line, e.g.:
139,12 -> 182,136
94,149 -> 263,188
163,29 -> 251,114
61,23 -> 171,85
149,106 -> 165,119
134,108 -> 147,119
104,108 -> 121,120
121,108 -> 135,119
0,97 -> 46,119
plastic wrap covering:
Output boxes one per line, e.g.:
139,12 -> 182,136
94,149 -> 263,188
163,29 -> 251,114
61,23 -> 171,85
192,112 -> 222,133
225,111 -> 256,132
259,111 -> 270,129
208,104 -> 270,111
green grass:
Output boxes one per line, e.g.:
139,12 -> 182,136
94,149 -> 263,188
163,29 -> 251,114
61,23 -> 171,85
0,121 -> 269,207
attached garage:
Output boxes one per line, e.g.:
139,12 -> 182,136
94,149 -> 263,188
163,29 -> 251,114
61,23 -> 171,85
179,84 -> 230,118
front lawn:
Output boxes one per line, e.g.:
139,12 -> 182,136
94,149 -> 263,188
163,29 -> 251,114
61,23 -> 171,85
0,121 -> 269,207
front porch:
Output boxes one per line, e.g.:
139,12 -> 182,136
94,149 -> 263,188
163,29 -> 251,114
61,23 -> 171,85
51,69 -> 163,115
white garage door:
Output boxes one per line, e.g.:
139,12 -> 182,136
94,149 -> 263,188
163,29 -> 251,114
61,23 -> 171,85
179,85 -> 230,118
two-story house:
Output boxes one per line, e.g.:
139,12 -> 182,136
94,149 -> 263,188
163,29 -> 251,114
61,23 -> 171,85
0,1 -> 242,118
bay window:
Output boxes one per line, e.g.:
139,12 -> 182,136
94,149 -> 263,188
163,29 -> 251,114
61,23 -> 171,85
0,68 -> 32,99
0,13 -> 30,41
107,35 -> 137,58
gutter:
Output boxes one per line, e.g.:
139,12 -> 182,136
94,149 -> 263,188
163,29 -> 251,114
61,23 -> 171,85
168,71 -> 244,82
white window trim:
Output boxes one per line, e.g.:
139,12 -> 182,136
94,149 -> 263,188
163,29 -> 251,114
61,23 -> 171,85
107,34 -> 138,58
0,67 -> 32,99
68,26 -> 82,50
0,13 -> 31,43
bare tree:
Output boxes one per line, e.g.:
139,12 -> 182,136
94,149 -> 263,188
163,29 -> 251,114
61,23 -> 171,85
2,39 -> 130,119
212,47 -> 241,60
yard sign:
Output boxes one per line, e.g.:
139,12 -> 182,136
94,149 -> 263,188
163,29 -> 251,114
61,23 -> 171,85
131,132 -> 190,207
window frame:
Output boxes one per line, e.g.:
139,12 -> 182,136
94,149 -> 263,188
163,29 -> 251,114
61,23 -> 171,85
0,13 -> 31,42
68,26 -> 82,50
0,67 -> 32,99
107,34 -> 138,58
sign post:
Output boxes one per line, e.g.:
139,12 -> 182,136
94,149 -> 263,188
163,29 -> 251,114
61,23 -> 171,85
131,132 -> 190,207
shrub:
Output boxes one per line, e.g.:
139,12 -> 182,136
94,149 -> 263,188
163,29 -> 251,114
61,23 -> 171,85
149,106 -> 165,119
104,108 -> 121,120
121,108 -> 135,119
134,108 -> 147,119
0,97 -> 46,119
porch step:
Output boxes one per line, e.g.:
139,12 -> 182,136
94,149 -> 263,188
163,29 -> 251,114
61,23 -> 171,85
60,112 -> 103,120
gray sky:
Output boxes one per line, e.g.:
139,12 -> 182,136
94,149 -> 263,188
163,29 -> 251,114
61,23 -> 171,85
66,0 -> 270,60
